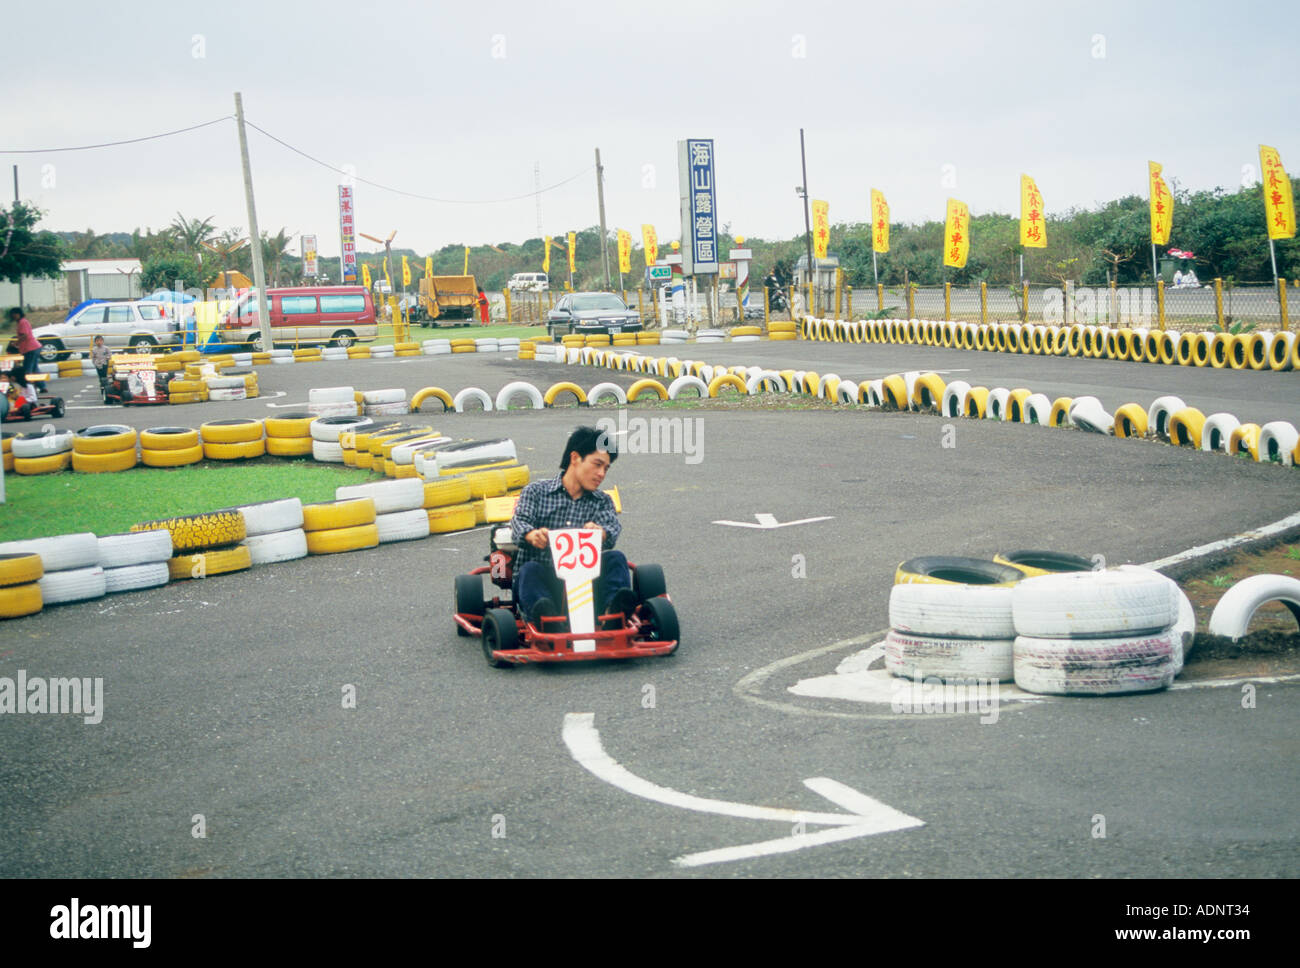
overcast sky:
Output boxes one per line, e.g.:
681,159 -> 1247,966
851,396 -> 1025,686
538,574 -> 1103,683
3,0 -> 1294,262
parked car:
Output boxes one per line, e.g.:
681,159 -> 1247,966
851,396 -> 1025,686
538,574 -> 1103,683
546,292 -> 642,338
33,300 -> 184,362
508,272 -> 549,292
216,286 -> 378,348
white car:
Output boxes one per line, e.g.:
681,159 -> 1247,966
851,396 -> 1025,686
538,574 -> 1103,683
34,301 -> 185,362
508,272 -> 549,292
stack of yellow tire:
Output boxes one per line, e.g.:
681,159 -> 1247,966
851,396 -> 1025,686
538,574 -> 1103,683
585,334 -> 611,347
154,355 -> 184,373
346,345 -> 370,359
349,422 -> 407,470
561,334 -> 584,349
450,338 -> 477,354
72,425 -> 139,473
263,412 -> 315,458
57,357 -> 84,379
0,552 -> 44,620
768,321 -> 798,340
293,346 -> 322,363
200,418 -> 266,460
636,332 -> 660,345
302,497 -> 379,554
10,428 -> 74,475
366,425 -> 434,475
423,474 -> 477,533
131,508 -> 251,581
394,341 -> 422,357
378,430 -> 441,478
1,432 -> 13,473
140,426 -> 203,467
518,341 -> 537,360
612,333 -> 638,348
251,351 -> 273,365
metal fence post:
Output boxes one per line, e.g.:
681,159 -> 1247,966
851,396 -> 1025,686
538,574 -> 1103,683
1280,278 -> 1290,332
1021,282 -> 1029,324
980,281 -> 987,325
504,288 -> 512,322
1156,279 -> 1165,330
1214,278 -> 1223,329
906,284 -> 915,319
834,268 -> 843,320
943,282 -> 951,321
876,283 -> 884,313
1109,278 -> 1118,325
764,286 -> 770,326
846,285 -> 853,320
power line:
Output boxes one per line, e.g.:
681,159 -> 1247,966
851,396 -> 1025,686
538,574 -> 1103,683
244,120 -> 593,205
0,117 -> 234,154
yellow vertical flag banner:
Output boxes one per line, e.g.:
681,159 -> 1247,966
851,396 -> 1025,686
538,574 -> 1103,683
1148,161 -> 1172,245
463,247 -> 470,275
543,236 -> 552,273
1019,175 -> 1047,248
382,257 -> 391,288
617,230 -> 632,274
1259,145 -> 1296,240
567,232 -> 577,274
641,224 -> 658,267
424,256 -> 433,280
943,199 -> 969,269
812,200 -> 830,260
871,189 -> 890,253
401,255 -> 411,287
362,263 -> 372,289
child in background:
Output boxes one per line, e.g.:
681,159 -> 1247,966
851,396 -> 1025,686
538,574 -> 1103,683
91,335 -> 112,393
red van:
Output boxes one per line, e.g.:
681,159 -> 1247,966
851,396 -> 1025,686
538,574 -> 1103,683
217,286 -> 378,348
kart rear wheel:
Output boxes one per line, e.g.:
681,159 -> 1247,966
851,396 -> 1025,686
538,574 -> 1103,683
482,608 -> 518,669
642,596 -> 680,653
454,573 -> 485,637
633,563 -> 667,602
52,398 -> 65,419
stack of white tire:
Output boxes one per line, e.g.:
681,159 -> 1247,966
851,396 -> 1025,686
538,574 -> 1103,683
0,533 -> 106,605
237,497 -> 308,565
308,386 -> 358,418
370,343 -> 396,359
660,329 -> 689,344
1011,568 -> 1188,695
322,345 -> 349,361
475,337 -> 500,353
497,337 -> 521,355
309,414 -> 371,463
423,339 -> 451,356
696,328 -> 726,343
336,479 -> 430,543
886,583 -> 1016,682
362,388 -> 409,416
269,348 -> 294,365
97,530 -> 173,593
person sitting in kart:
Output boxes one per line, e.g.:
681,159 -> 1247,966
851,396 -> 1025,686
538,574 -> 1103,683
509,425 -> 637,631
5,369 -> 38,418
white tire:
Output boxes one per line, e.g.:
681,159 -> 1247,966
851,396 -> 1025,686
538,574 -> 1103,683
1146,395 -> 1186,440
11,429 -> 74,459
370,345 -> 395,357
312,439 -> 344,462
231,353 -> 253,366
310,415 -> 373,442
103,561 -> 170,594
475,338 -> 499,352
362,388 -> 405,405
494,381 -> 545,411
1257,421 -> 1299,465
1113,565 -> 1195,671
668,375 -> 708,399
204,376 -> 245,390
1207,574 -> 1300,642
697,328 -> 725,339
37,565 -> 107,605
884,630 -> 1015,683
986,387 -> 1011,421
269,349 -> 293,359
1013,631 -> 1178,695
940,380 -> 971,418
661,329 -> 689,340
587,382 -> 628,406
453,387 -> 494,412
835,381 -> 859,405
308,402 -> 361,418
97,530 -> 172,568
376,508 -> 432,543
1012,568 -> 1179,638
364,401 -> 410,416
241,528 -> 309,565
208,387 -> 247,401
336,477 -> 426,514
0,532 -> 99,572
432,438 -> 516,473
392,436 -> 450,466
322,347 -> 348,360
1066,395 -> 1102,427
270,356 -> 295,365
1069,396 -> 1114,435
1023,393 -> 1053,425
889,582 -> 1016,639
237,497 -> 304,536
745,370 -> 787,393
1200,412 -> 1241,453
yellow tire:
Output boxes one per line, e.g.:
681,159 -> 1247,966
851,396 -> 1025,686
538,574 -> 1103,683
1175,332 -> 1197,366
264,415 -> 316,438
302,497 -> 377,531
428,503 -> 478,534
880,374 -> 908,410
168,379 -> 202,394
963,386 -> 990,418
132,509 -> 246,552
14,452 -> 72,475
342,448 -> 357,467
731,325 -> 762,337
347,347 -> 371,359
1114,403 -> 1149,439
452,345 -> 477,353
626,378 -> 669,403
424,475 -> 473,508
1048,397 -> 1073,427
0,582 -> 42,619
544,382 -> 588,407
0,553 -> 44,587
394,463 -> 418,479
707,373 -> 748,397
72,426 -> 138,455
1169,407 -> 1206,448
168,392 -> 201,404
175,350 -> 201,363
464,468 -> 508,499
411,386 -> 455,412
154,357 -> 184,372
168,545 -> 252,581
353,423 -> 406,452
394,342 -> 420,352
1006,388 -> 1033,422
141,444 -> 204,467
304,524 -> 380,555
140,427 -> 200,450
1156,332 -> 1178,366
2,452 -> 11,473
1229,423 -> 1261,460
200,418 -> 264,444
203,439 -> 266,460
377,429 -> 437,460
265,436 -> 314,458
767,321 -> 797,333
355,451 -> 374,470
502,464 -> 530,490
910,372 -> 946,412
72,448 -> 138,473
292,347 -> 321,359
1190,332 -> 1212,367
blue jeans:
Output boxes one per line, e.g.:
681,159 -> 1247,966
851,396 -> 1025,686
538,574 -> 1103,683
517,550 -> 630,619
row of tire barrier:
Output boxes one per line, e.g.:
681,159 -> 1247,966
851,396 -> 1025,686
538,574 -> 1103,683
887,553 -> 1196,695
798,315 -> 1298,372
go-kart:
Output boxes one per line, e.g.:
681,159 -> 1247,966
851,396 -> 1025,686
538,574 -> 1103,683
102,356 -> 172,405
1,369 -> 65,421
453,524 -> 680,668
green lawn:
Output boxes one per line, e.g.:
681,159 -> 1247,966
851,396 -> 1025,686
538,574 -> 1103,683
0,460 -> 375,542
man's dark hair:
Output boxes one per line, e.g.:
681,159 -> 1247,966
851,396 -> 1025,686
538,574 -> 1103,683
559,425 -> 618,472
7,308 -> 21,320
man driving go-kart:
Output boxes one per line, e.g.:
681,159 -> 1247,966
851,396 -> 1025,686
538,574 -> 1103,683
511,425 -> 637,630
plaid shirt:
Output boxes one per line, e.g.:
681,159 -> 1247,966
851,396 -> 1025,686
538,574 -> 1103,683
510,476 -> 621,567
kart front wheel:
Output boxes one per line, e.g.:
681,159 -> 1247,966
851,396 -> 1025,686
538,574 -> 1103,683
642,596 -> 680,653
454,573 -> 484,636
52,398 -> 65,419
482,608 -> 519,669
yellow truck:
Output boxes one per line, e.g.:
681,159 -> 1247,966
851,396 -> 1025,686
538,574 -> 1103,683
417,275 -> 478,324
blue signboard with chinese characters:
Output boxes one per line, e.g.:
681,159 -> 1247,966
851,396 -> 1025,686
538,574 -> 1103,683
677,138 -> 718,275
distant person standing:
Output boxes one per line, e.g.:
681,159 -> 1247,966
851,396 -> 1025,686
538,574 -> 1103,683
91,335 -> 112,393
8,308 -> 41,374
477,287 -> 490,324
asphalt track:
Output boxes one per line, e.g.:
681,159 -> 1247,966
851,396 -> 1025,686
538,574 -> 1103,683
1,339 -> 1297,877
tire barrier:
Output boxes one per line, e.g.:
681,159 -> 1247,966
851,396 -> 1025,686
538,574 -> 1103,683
411,386 -> 455,412
0,552 -> 44,586
1207,574 -> 1300,642
1258,421 -> 1299,465
910,372 -> 945,413
494,381 -> 546,411
38,565 -> 107,604
97,530 -> 173,568
543,381 -> 588,407
895,556 -> 1024,587
963,386 -> 990,419
452,387 -> 493,412
336,478 -> 425,515
1023,393 -> 1053,425
1068,396 -> 1113,435
131,509 -> 246,553
884,629 -> 1015,684
1168,407 -> 1206,448
1113,403 -> 1148,439
587,382 -> 629,406
168,545 -> 253,580
626,378 -> 669,402
667,375 -> 709,400
941,380 -> 971,419
376,508 -> 433,543
707,373 -> 747,398
73,425 -> 137,455
986,387 -> 1012,421
236,498 -> 304,536
104,561 -> 171,594
140,427 -> 200,450
1229,423 -> 1261,459
11,429 -> 74,460
993,550 -> 1094,578
200,419 -> 263,445
1200,412 -> 1241,453
1146,396 -> 1186,440
0,581 -> 43,619
1013,630 -> 1179,696
1005,388 -> 1033,423
139,444 -> 200,468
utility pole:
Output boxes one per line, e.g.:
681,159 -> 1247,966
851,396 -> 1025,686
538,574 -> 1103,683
13,166 -> 23,312
799,130 -> 814,312
234,92 -> 273,351
596,148 -> 611,290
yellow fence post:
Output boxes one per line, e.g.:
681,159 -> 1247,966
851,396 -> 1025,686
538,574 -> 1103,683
504,288 -> 512,323
764,286 -> 770,327
1108,278 -> 1117,325
943,282 -> 951,321
1280,278 -> 1290,332
1214,278 -> 1223,329
807,282 -> 814,317
980,281 -> 987,325
877,283 -> 884,313
846,286 -> 853,320
1156,279 -> 1166,330
1021,282 -> 1029,324
906,284 -> 915,319
834,268 -> 844,320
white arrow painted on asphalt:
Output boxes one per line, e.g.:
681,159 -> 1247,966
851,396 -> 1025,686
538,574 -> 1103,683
712,513 -> 834,530
562,712 -> 923,868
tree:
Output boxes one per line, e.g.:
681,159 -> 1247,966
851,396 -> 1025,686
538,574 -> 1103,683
260,227 -> 294,286
141,252 -> 214,293
169,214 -> 217,264
0,202 -> 66,284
